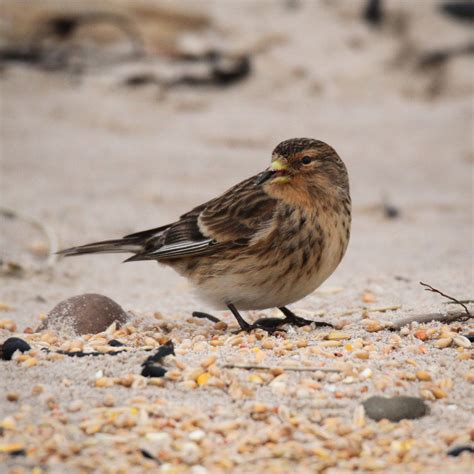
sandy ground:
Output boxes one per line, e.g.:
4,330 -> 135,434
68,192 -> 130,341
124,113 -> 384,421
0,1 -> 473,473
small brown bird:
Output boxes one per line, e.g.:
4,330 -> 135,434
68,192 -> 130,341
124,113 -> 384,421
60,138 -> 351,331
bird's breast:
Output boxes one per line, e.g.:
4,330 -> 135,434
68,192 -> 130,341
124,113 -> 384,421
271,205 -> 350,296
170,201 -> 351,310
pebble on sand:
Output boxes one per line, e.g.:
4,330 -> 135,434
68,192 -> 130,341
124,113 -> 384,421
39,294 -> 129,335
363,395 -> 429,422
141,365 -> 167,378
0,337 -> 31,361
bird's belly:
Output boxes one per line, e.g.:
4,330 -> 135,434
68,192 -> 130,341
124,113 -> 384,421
189,218 -> 349,311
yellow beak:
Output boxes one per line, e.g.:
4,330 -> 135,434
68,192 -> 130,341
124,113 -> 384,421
254,158 -> 290,185
270,158 -> 288,171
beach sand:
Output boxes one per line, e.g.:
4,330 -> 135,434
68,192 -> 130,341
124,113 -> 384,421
1,1 -> 473,472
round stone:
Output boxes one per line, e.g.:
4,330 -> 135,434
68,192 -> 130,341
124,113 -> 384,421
39,294 -> 129,335
362,395 -> 429,422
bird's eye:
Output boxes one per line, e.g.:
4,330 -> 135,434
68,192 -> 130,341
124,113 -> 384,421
301,156 -> 312,165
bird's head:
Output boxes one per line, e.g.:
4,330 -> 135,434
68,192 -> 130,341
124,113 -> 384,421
255,138 -> 349,204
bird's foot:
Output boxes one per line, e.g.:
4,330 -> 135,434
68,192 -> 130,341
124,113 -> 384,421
232,315 -> 332,334
192,311 -> 221,323
234,317 -> 288,334
193,305 -> 333,334
278,307 -> 334,328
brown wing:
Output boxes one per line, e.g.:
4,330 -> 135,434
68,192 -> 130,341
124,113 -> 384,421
130,175 -> 277,260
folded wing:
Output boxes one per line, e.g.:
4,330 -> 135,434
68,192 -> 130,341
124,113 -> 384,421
128,176 -> 277,261
59,176 -> 277,262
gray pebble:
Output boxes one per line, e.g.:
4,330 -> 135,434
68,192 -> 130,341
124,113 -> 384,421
363,395 -> 429,422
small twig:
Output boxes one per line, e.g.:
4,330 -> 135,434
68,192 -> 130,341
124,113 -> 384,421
222,364 -> 340,373
239,455 -> 295,465
389,311 -> 469,331
444,300 -> 474,305
420,281 -> 471,317
366,305 -> 401,313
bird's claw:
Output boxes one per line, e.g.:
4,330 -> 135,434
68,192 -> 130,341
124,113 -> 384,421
234,316 -> 333,334
233,319 -> 287,335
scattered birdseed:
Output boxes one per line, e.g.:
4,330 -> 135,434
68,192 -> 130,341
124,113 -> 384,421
364,320 -> 384,332
1,302 -> 472,472
0,319 -> 17,331
415,329 -> 428,341
452,335 -> 471,348
6,392 -> 19,402
196,372 -> 211,385
327,331 -> 350,340
416,371 -> 432,381
434,337 -> 452,348
362,292 -> 376,303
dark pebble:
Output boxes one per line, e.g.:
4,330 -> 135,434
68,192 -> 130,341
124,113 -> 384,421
462,334 -> 474,342
363,395 -> 429,422
142,341 -> 174,366
108,339 -> 125,347
9,449 -> 26,457
384,204 -> 400,219
141,365 -> 167,378
140,449 -> 157,460
447,445 -> 474,457
1,337 -> 31,361
40,294 -> 129,335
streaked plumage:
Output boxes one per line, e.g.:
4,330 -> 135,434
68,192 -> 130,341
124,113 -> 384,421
60,138 -> 351,330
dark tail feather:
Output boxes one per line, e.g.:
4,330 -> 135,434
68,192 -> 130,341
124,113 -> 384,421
57,238 -> 142,257
123,253 -> 154,262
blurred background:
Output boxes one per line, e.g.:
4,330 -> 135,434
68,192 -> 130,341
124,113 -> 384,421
0,0 -> 472,325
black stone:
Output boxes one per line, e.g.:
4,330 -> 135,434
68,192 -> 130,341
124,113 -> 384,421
108,339 -> 125,347
142,341 -> 174,366
1,337 -> 31,361
384,204 -> 400,219
141,365 -> 167,378
363,395 -> 429,422
140,448 -> 157,460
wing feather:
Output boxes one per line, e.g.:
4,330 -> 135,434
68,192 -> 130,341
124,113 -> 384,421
134,176 -> 277,260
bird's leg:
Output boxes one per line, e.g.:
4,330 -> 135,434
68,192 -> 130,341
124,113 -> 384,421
193,306 -> 284,334
228,304 -> 287,334
227,303 -> 252,331
278,307 -> 334,328
193,306 -> 332,332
